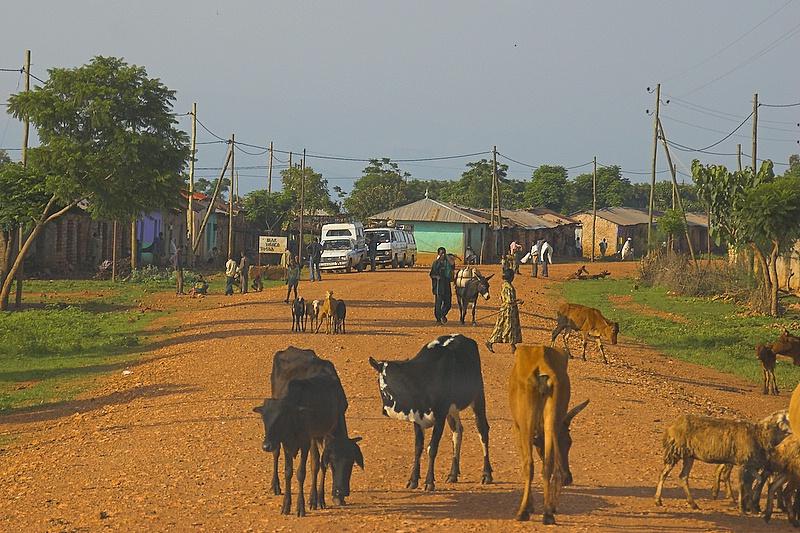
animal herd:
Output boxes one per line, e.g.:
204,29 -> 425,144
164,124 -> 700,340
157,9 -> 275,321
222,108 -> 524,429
291,290 -> 347,335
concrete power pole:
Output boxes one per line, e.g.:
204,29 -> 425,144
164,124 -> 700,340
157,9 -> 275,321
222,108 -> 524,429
752,93 -> 758,173
15,49 -> 31,307
591,156 -> 597,262
647,83 -> 661,253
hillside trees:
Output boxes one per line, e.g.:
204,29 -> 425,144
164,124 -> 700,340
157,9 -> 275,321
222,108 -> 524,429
0,56 -> 188,310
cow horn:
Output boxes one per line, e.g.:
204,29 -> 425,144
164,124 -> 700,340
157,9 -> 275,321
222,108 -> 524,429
252,405 -> 263,414
368,357 -> 382,372
485,274 -> 494,280
565,399 -> 590,426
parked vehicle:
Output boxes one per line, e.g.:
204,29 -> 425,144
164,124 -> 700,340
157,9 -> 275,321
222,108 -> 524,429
320,222 -> 367,273
365,227 -> 415,268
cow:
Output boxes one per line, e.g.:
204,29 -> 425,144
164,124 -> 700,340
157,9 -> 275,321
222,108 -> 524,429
455,267 -> 493,326
368,334 -> 493,492
550,302 -> 619,363
509,345 -> 589,524
256,347 -> 363,511
292,297 -> 306,332
773,329 -> 800,365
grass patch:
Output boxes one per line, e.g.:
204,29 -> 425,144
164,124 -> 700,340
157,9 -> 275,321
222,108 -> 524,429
562,278 -> 800,389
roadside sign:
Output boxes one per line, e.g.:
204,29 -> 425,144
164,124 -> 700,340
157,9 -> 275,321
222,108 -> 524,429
258,236 -> 287,254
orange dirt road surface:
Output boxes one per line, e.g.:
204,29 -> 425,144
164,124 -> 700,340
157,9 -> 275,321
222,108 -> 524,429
0,262 -> 793,532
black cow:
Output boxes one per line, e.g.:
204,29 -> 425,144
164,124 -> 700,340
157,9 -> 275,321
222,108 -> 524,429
256,347 -> 363,513
368,334 -> 493,491
292,298 -> 306,332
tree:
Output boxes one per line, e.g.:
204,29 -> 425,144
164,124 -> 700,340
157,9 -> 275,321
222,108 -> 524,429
440,159 -> 515,209
344,158 -> 411,221
1,56 -> 188,309
739,176 -> 800,315
786,154 -> 800,178
657,208 -> 686,250
0,149 -> 11,165
242,190 -> 295,233
569,165 -> 631,212
193,177 -> 230,198
280,165 -> 337,215
523,165 -> 568,211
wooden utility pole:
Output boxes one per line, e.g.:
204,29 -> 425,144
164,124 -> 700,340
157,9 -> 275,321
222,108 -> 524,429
228,133 -> 235,260
268,141 -> 274,193
15,50 -> 31,307
193,144 -> 232,255
647,83 -> 661,253
111,221 -> 118,282
737,143 -> 743,172
658,119 -> 697,266
298,150 -> 306,259
489,149 -> 497,229
492,145 -> 504,257
188,102 -> 197,264
235,171 -> 239,200
591,156 -> 597,262
131,219 -> 138,271
752,93 -> 759,172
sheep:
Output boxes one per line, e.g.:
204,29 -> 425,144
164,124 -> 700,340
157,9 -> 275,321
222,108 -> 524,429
654,412 -> 788,513
756,344 -> 779,395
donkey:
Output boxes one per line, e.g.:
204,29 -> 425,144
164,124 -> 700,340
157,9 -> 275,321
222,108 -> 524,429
455,268 -> 493,326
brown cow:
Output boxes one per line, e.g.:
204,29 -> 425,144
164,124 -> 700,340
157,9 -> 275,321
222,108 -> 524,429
790,383 -> 800,437
774,329 -> 800,365
550,302 -> 619,363
509,345 -> 589,524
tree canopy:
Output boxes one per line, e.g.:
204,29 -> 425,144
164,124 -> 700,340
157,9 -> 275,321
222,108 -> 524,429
280,165 -> 338,215
343,159 -> 412,221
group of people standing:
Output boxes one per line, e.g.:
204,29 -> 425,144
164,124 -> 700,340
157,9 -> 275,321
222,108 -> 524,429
507,239 -> 553,278
224,251 -> 250,296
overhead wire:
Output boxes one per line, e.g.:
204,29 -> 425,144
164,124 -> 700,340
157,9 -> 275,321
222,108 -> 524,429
667,96 -> 796,126
661,114 -> 798,143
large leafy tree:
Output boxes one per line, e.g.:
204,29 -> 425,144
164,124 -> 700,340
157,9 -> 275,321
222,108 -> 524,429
280,165 -> 337,215
344,158 -> 411,220
523,165 -> 568,211
242,190 -> 295,233
568,165 -> 632,212
439,159 -> 523,209
1,56 -> 189,309
193,176 -> 230,198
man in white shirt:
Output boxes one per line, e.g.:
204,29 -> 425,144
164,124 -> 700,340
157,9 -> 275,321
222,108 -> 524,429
225,256 -> 238,296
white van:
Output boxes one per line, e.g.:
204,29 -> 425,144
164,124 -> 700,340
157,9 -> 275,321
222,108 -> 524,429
319,222 -> 367,272
366,227 -> 416,268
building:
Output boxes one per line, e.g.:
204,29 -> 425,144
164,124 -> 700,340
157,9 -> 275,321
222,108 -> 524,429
370,197 -> 491,264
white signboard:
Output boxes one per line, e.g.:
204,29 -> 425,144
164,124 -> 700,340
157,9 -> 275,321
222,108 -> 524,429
258,236 -> 287,254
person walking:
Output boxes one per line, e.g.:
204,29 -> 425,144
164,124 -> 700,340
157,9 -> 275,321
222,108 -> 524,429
239,251 -> 249,294
621,237 -> 633,261
285,255 -> 300,303
486,268 -> 523,353
368,235 -> 378,271
224,255 -> 237,296
307,238 -> 323,282
173,244 -> 185,295
510,241 -> 522,274
429,247 -> 454,324
540,239 -> 553,278
530,240 -> 542,278
599,238 -> 608,258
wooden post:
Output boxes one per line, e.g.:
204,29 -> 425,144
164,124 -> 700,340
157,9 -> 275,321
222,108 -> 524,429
193,144 -> 232,255
581,156 -> 597,263
489,148 -> 497,230
752,93 -> 758,172
228,134 -> 235,260
268,141 -> 274,193
658,119 -> 697,267
647,83 -> 661,253
299,149 -> 306,259
737,143 -> 742,172
14,50 -> 32,308
111,220 -> 118,282
493,145 -> 504,259
188,102 -> 197,265
131,219 -> 138,270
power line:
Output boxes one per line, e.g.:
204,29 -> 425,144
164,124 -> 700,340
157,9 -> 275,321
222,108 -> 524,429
761,100 -> 800,108
667,96 -> 796,126
666,110 -> 756,152
661,114 -> 798,143
497,152 -> 594,171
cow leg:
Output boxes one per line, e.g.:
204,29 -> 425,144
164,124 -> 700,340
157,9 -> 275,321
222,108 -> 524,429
751,468 -> 771,514
654,461 -> 676,506
596,337 -> 608,364
281,446 -> 294,515
581,334 -> 588,361
762,367 -> 768,395
445,411 -> 463,483
309,442 -> 320,510
296,446 -> 309,517
406,423 -> 424,489
562,331 -> 573,358
318,444 -> 328,509
550,323 -> 564,347
272,449 -> 282,495
770,369 -> 779,395
725,465 -> 737,504
514,426 -> 534,521
423,417 -> 447,492
738,465 -> 757,514
677,457 -> 699,510
472,393 -> 493,484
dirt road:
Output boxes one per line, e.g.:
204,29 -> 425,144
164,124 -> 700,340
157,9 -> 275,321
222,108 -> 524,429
0,263 -> 793,531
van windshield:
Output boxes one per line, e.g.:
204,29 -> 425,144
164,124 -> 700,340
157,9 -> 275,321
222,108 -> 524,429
327,229 -> 353,237
368,230 -> 391,243
324,239 -> 351,250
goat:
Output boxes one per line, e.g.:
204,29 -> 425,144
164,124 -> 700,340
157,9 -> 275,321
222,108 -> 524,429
304,299 -> 321,333
756,344 -> 779,395
655,413 -> 787,513
334,300 -> 347,334
292,298 -> 306,332
316,291 -> 339,334
550,302 -> 619,364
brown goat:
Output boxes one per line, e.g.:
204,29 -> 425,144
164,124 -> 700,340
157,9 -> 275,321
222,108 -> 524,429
550,303 -> 619,364
756,344 -> 779,395
315,291 -> 339,334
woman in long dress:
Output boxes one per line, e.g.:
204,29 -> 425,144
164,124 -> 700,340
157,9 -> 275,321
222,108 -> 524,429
486,268 -> 523,353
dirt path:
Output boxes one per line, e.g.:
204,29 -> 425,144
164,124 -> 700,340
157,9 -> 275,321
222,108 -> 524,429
0,262 -> 793,532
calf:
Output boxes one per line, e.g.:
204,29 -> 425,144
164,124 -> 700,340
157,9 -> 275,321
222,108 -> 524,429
509,345 -> 589,524
263,347 -> 363,508
368,334 -> 493,492
292,297 -> 306,332
316,291 -> 339,334
756,344 -> 779,395
551,302 -> 619,363
253,375 -> 363,516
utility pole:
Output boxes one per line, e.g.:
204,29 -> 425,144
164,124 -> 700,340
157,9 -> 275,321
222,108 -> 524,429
591,156 -> 597,262
268,141 -> 274,193
188,102 -> 197,265
737,143 -> 743,172
658,119 -> 697,266
228,133 -> 235,260
752,93 -> 759,173
193,144 -> 232,255
492,145 -> 504,259
235,171 -> 239,200
489,148 -> 497,229
131,218 -> 137,271
15,50 -> 31,307
299,149 -> 306,259
647,83 -> 661,253
111,221 -> 118,282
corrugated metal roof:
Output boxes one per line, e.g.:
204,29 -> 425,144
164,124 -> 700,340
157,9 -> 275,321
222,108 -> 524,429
370,198 -> 489,224
529,208 -> 579,225
576,206 -> 708,228
502,210 -> 557,229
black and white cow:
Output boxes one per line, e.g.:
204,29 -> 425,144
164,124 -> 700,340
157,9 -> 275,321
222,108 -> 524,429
368,334 -> 493,491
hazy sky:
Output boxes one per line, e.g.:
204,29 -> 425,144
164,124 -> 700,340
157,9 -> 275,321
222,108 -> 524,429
1,1 -> 798,197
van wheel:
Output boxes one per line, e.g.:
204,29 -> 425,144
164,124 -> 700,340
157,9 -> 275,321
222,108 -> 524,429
391,256 -> 398,269
356,261 -> 364,272
411,255 -> 415,267
346,261 -> 352,273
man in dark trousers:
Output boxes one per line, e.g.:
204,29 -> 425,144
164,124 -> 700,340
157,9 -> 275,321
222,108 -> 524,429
239,251 -> 249,294
307,238 -> 323,281
368,235 -> 378,271
429,247 -> 454,324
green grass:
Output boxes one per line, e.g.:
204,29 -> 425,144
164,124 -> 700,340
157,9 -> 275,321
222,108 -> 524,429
562,278 -> 800,390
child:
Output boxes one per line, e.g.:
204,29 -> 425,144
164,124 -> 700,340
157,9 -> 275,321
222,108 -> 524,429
285,255 -> 300,303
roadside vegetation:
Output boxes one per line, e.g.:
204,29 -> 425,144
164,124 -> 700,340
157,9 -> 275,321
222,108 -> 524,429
562,276 -> 800,389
